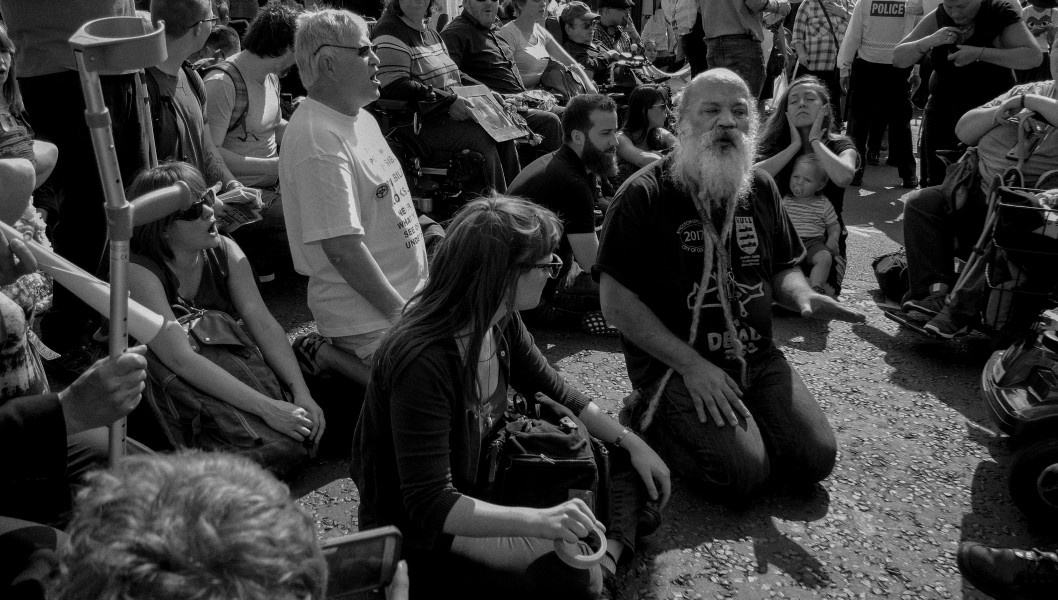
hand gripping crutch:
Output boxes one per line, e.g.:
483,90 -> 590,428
70,17 -> 193,465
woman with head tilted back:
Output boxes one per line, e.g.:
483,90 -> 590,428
126,162 -> 324,475
756,74 -> 858,296
352,196 -> 670,599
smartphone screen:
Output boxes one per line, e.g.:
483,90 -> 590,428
321,526 -> 401,598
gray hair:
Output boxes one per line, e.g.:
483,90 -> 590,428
294,7 -> 367,89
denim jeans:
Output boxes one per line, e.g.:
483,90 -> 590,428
636,350 -> 836,503
703,35 -> 766,98
902,184 -> 988,300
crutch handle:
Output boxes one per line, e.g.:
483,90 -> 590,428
130,182 -> 194,227
69,16 -> 167,75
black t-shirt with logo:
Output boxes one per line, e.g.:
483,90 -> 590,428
594,160 -> 805,387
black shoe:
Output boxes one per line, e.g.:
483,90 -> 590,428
599,569 -> 619,600
901,290 -> 947,317
901,175 -> 919,189
866,151 -> 880,165
851,169 -> 864,186
957,542 -> 1058,600
636,501 -> 663,539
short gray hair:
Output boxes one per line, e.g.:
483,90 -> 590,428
294,7 -> 367,88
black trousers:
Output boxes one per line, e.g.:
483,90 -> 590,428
847,57 -> 915,179
19,71 -> 146,353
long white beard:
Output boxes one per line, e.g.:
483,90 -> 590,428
669,120 -> 758,211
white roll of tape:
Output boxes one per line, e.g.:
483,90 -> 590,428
553,524 -> 607,569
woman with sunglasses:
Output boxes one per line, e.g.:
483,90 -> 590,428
615,84 -> 675,182
127,162 -> 325,472
352,196 -> 670,599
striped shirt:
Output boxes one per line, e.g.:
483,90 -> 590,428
374,13 -> 462,92
782,194 -> 839,239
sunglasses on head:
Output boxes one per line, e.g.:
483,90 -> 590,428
520,253 -> 564,279
175,187 -> 217,221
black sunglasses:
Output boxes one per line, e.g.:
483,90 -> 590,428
520,253 -> 563,279
313,43 -> 379,57
175,188 -> 217,221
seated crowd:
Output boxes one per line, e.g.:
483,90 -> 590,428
1,0 -> 1056,600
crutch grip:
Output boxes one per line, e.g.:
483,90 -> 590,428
69,17 -> 167,75
130,181 -> 194,227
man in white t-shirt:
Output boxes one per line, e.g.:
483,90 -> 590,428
280,7 -> 428,365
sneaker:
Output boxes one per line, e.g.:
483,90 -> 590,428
901,175 -> 919,189
923,310 -> 970,339
851,169 -> 864,186
902,291 -> 947,317
866,151 -> 880,166
957,542 -> 1058,600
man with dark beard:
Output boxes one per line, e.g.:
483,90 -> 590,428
595,69 -> 865,502
509,94 -> 619,335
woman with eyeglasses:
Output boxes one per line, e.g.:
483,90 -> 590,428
352,196 -> 670,599
615,84 -> 675,181
126,162 -> 325,473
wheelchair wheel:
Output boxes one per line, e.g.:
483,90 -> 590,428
1008,438 -> 1058,525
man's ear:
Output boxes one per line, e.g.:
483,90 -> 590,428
570,128 -> 585,147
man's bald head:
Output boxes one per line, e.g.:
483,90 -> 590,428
677,68 -> 752,127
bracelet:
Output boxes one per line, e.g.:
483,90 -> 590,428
916,40 -> 927,54
977,47 -> 985,63
613,427 -> 630,448
809,137 -> 822,146
222,180 -> 243,192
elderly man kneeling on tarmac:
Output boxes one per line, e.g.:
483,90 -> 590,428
595,68 -> 866,503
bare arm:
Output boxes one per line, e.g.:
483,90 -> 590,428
202,126 -> 240,188
128,263 -> 315,442
617,131 -> 664,168
320,234 -> 406,320
599,273 -> 749,426
893,11 -> 940,68
225,240 -> 326,446
0,158 -> 34,226
813,142 -> 857,188
31,141 -> 57,187
772,266 -> 865,321
566,232 -> 599,273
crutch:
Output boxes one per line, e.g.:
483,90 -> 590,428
70,17 -> 193,465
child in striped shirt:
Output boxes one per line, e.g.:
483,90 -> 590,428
783,154 -> 841,295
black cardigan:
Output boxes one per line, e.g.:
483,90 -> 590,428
351,313 -> 591,552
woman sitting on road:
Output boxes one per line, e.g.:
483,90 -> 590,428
499,0 -> 597,95
352,196 -> 670,599
615,84 -> 675,182
127,162 -> 324,475
756,75 -> 858,296
372,0 -> 520,195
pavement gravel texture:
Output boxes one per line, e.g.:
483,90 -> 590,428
269,163 -> 1058,599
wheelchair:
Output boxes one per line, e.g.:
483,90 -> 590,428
367,98 -> 488,222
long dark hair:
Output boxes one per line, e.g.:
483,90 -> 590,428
622,84 -> 669,147
373,196 -> 561,400
129,161 -> 209,269
757,75 -> 835,158
0,22 -> 25,115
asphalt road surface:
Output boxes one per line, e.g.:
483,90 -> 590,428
268,156 -> 1058,599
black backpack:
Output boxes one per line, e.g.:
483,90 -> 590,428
475,395 -> 612,527
873,248 -> 909,304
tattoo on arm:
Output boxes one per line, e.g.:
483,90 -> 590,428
204,150 -> 226,185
